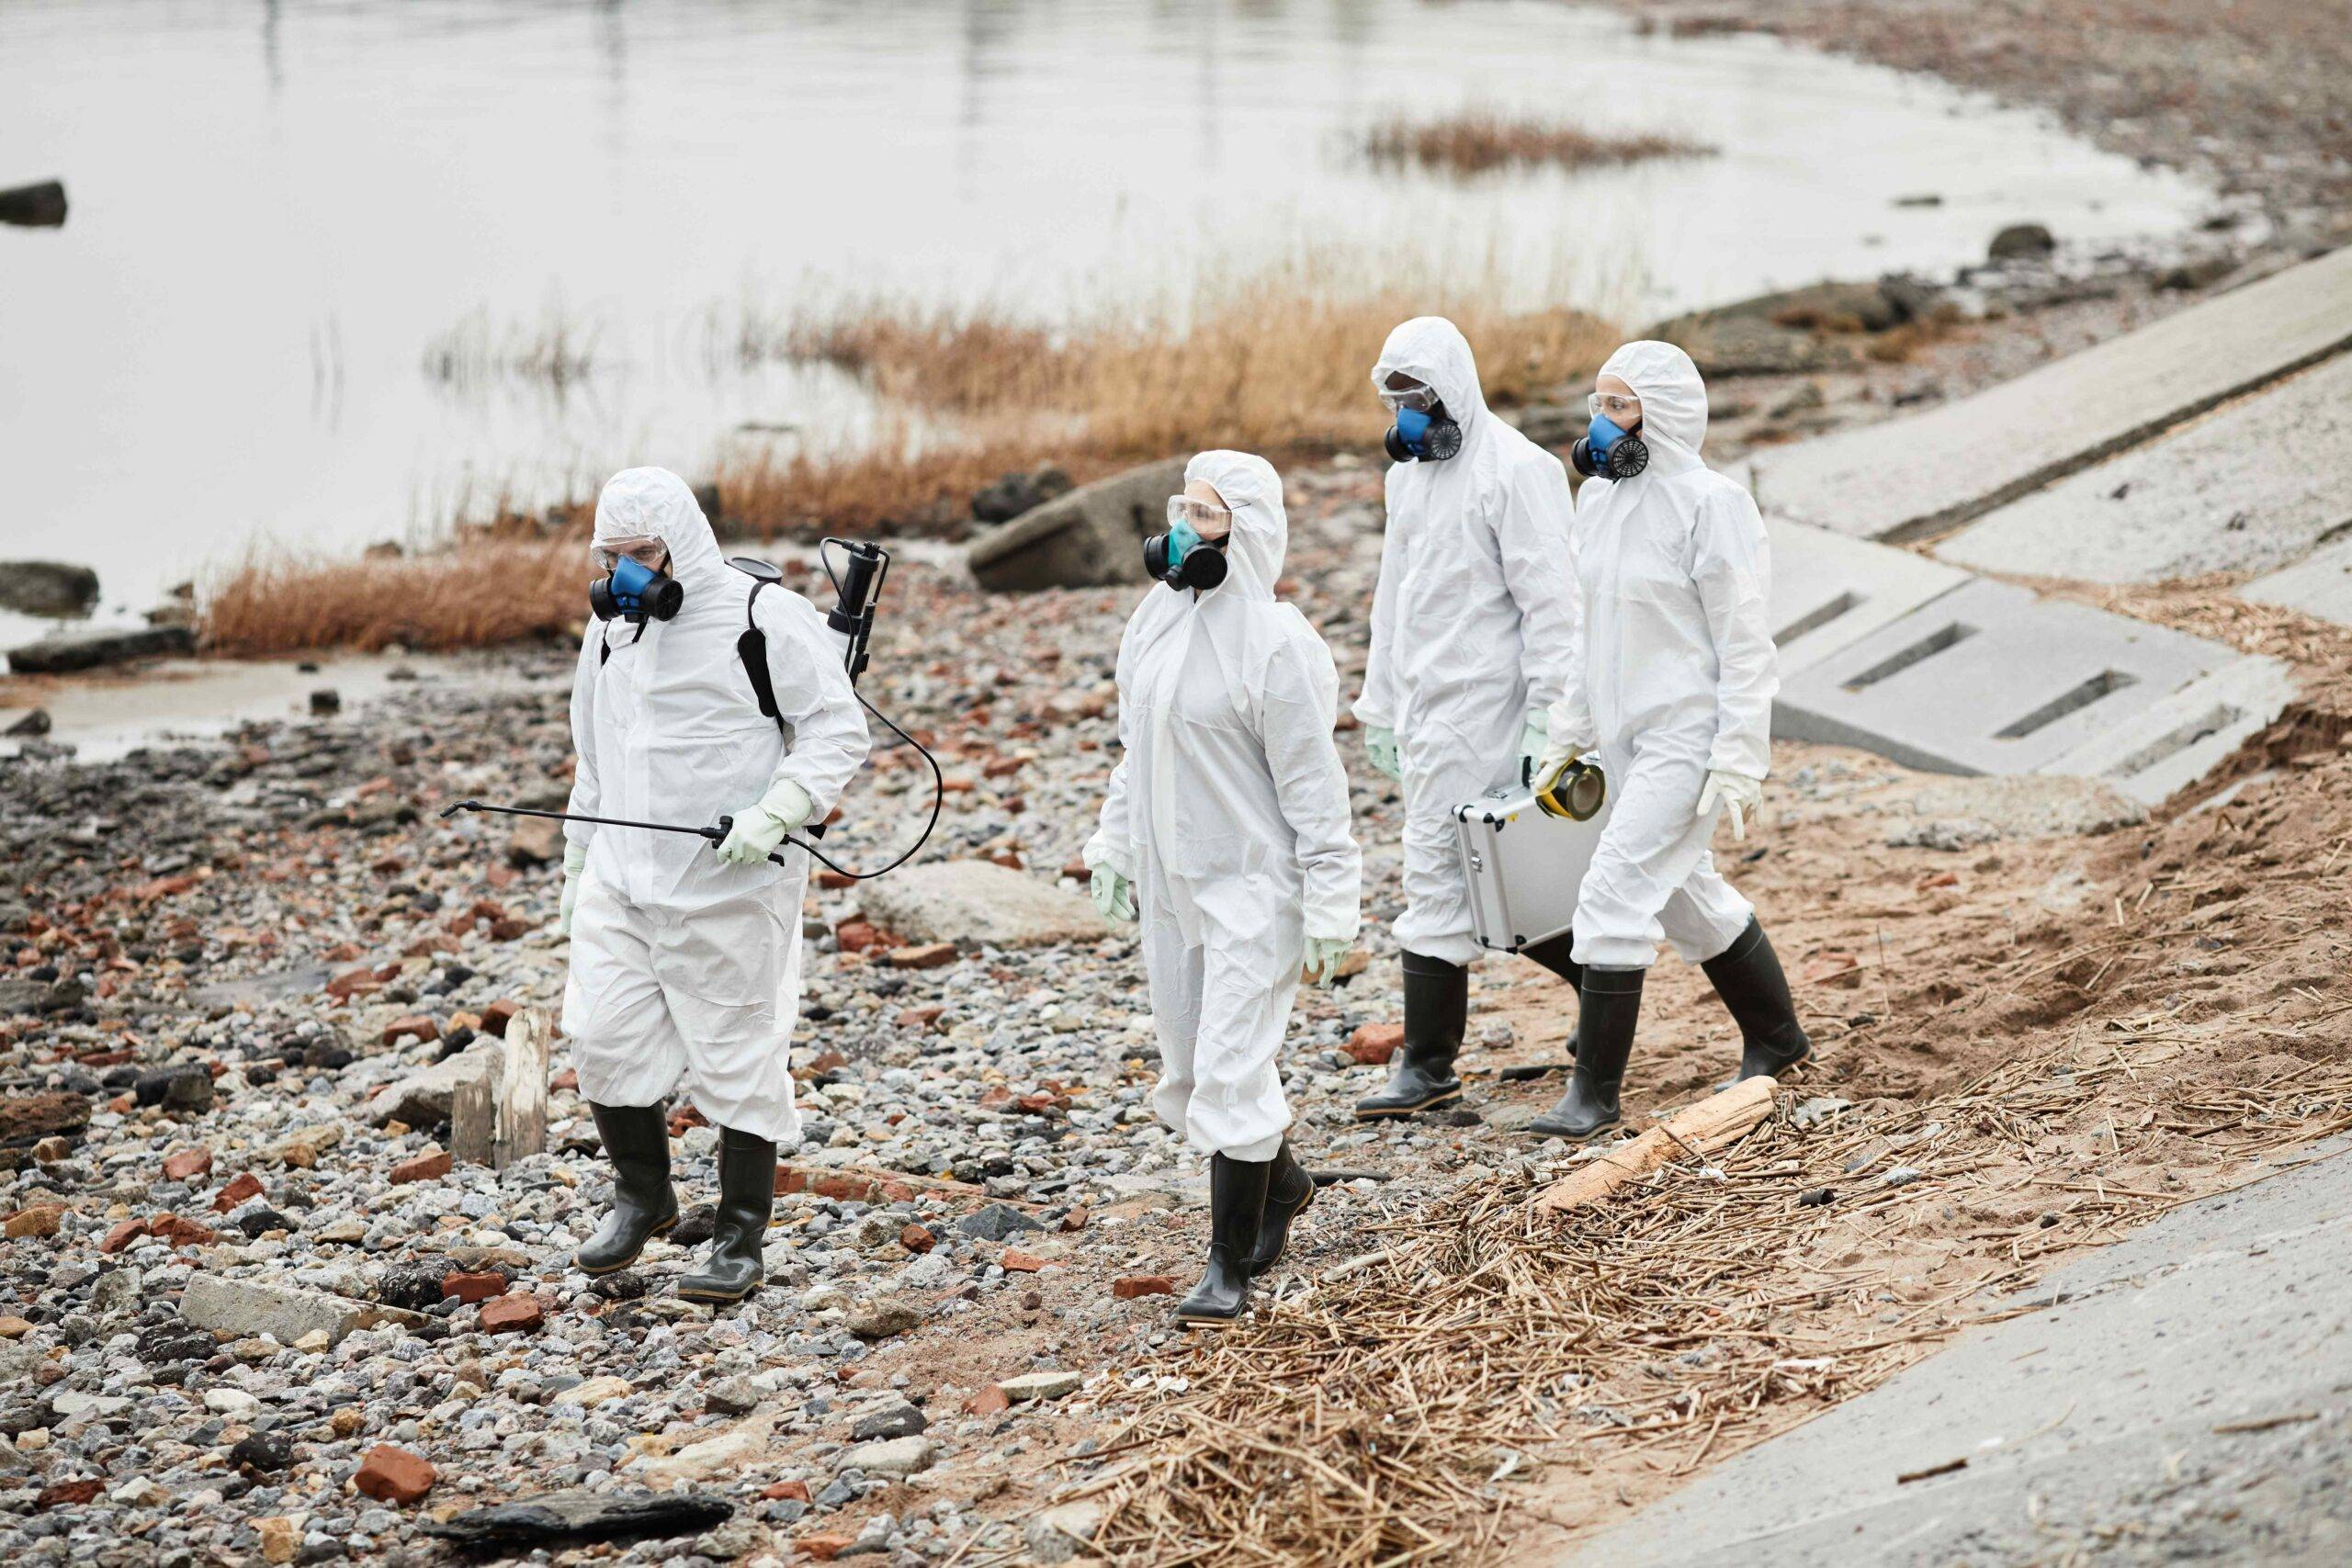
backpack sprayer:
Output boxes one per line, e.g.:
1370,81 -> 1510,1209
442,538 -> 944,881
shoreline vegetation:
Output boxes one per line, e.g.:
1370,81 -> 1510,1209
201,253 -> 1624,655
1360,110 -> 1713,176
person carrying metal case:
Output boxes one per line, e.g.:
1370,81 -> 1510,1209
1086,451 -> 1363,1328
560,468 -> 870,1303
1529,343 -> 1811,1142
1353,317 -> 1584,1121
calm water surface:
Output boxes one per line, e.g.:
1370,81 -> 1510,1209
0,0 -> 2211,640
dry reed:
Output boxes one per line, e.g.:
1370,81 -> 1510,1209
719,252 -> 1624,537
422,300 -> 603,394
199,539 -> 586,657
1363,111 -> 1713,177
1046,1026 -> 2352,1566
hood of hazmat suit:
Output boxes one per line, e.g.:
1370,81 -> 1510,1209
1353,317 -> 1579,965
1548,343 -> 1771,971
1551,340 -> 1772,777
560,467 -> 870,1144
1085,451 -> 1362,1160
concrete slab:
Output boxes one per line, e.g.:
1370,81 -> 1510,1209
1936,350 -> 2352,582
1556,1143 -> 2352,1568
1747,244 -> 2352,543
1774,579 -> 2239,777
1764,518 -> 1969,677
2242,533 -> 2352,627
2041,653 -> 2296,807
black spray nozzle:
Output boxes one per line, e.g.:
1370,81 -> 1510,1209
823,538 -> 888,682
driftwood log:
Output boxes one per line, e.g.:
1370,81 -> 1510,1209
451,1006 -> 550,1168
1533,1075 -> 1777,1212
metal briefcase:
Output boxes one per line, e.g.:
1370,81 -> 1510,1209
1452,780 -> 1614,953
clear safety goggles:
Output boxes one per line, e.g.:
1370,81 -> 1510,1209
1377,380 -> 1441,413
592,535 -> 669,571
1166,495 -> 1233,538
1588,391 -> 1643,423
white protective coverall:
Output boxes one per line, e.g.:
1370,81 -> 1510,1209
1548,342 -> 1775,971
1085,451 -> 1362,1161
561,468 -> 869,1144
1355,317 -> 1580,965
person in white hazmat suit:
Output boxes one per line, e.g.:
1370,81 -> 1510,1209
560,468 -> 870,1302
1530,342 -> 1810,1140
1084,451 -> 1362,1327
1351,317 -> 1582,1122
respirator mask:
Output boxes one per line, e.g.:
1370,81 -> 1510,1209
1143,495 -> 1231,592
590,551 -> 684,623
1380,381 -> 1462,463
1570,391 -> 1650,481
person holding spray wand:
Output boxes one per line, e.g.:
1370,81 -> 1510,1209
559,468 -> 868,1303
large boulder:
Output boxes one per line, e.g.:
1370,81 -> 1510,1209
0,562 -> 99,617
7,624 -> 195,675
179,1275 -> 422,1347
965,457 -> 1186,592
856,860 -> 1110,949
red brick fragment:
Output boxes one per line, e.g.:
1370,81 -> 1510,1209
480,998 -> 520,1036
98,1219 -> 150,1254
147,1213 -> 217,1248
163,1147 -> 213,1182
887,942 -> 958,970
213,1171 -> 265,1212
1113,1274 -> 1176,1299
381,1014 -> 438,1046
441,1270 -> 507,1304
478,1295 -> 543,1335
390,1149 -> 452,1185
1345,1022 -> 1404,1066
1001,1247 -> 1046,1273
354,1444 -> 436,1505
899,1224 -> 935,1254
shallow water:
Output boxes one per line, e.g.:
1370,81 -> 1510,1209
1,0 -> 2210,643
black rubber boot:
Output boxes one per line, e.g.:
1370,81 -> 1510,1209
1175,1153 -> 1272,1328
678,1127 -> 775,1304
1702,919 -> 1813,1087
573,1102 -> 678,1275
1527,966 -> 1642,1141
1518,929 -> 1583,1060
1353,951 -> 1467,1119
1247,1139 -> 1315,1275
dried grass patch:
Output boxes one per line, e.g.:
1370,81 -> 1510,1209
1363,111 -> 1713,177
1064,1025 -> 2352,1565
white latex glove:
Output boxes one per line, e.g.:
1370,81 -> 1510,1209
717,778 -> 813,865
1366,726 -> 1402,781
1090,865 -> 1136,922
1516,710 -> 1550,786
1697,770 -> 1764,841
1302,936 -> 1354,987
559,840 -> 588,937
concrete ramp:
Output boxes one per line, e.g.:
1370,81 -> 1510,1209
1774,579 -> 2279,800
1765,517 -> 1968,677
2241,535 -> 2352,627
1935,350 -> 2352,583
1749,245 -> 2352,544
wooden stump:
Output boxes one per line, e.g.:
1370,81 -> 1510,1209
451,1007 -> 550,1170
1533,1076 -> 1777,1213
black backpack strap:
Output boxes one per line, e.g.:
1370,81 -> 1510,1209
738,578 -> 783,729
597,626 -> 612,665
